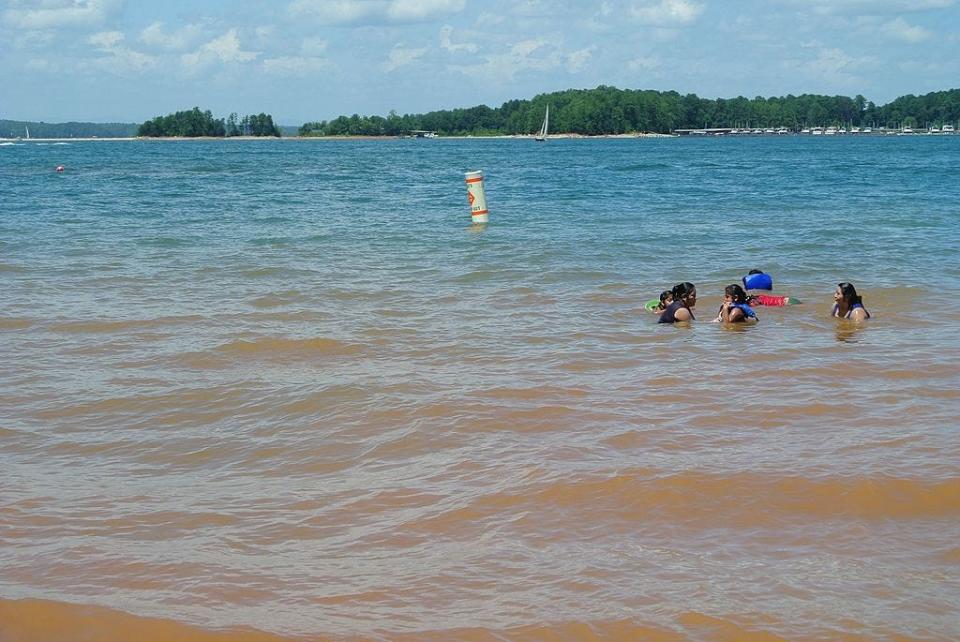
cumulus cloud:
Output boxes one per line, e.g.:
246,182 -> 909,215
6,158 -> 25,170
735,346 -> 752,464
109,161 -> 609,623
631,0 -> 704,26
439,25 -> 477,53
288,0 -> 465,25
140,21 -> 205,51
455,38 -> 566,83
1,0 -> 122,29
798,46 -> 876,87
387,0 -> 464,21
88,30 -> 123,49
566,46 -> 595,72
880,17 -> 932,42
775,0 -> 954,14
85,29 -> 157,74
382,44 -> 427,72
181,29 -> 259,68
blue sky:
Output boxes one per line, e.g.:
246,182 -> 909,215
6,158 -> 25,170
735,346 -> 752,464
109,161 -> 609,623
2,0 -> 958,125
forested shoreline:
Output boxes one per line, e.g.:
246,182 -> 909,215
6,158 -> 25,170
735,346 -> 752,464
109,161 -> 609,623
136,107 -> 281,137
300,86 -> 960,137
4,87 -> 959,139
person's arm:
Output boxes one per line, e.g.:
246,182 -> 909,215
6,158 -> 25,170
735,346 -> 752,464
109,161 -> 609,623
849,307 -> 869,321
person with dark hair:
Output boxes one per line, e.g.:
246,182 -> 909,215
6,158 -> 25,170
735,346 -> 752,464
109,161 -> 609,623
715,283 -> 758,323
652,290 -> 673,312
658,282 -> 696,323
833,282 -> 870,320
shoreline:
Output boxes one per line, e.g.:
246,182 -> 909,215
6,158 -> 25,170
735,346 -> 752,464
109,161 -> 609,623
1,133 -> 678,142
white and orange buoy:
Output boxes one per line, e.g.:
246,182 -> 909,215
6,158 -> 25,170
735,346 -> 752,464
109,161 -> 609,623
464,170 -> 488,224
55,165 -> 65,173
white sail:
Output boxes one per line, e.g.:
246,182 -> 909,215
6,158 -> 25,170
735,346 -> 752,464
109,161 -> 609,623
535,105 -> 549,141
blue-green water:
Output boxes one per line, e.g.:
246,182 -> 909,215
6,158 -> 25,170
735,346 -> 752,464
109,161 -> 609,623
1,137 -> 959,641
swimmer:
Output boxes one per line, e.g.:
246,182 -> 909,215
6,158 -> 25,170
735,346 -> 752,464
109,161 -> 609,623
715,284 -> 758,323
651,290 -> 673,312
832,282 -> 870,320
658,282 -> 696,323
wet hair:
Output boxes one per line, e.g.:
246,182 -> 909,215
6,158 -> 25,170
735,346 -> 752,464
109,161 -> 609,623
671,282 -> 696,305
659,290 -> 672,304
748,269 -> 764,275
725,283 -> 747,304
837,282 -> 863,307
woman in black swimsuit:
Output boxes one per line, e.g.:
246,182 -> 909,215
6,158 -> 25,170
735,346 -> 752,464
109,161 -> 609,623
658,282 -> 696,323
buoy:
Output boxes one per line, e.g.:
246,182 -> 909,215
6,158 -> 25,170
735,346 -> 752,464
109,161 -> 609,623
464,170 -> 488,224
55,165 -> 65,173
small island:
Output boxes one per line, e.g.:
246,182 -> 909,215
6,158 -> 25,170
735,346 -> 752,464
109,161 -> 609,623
136,107 -> 281,138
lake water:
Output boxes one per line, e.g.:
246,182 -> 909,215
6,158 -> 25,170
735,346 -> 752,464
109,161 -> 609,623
1,136 -> 959,641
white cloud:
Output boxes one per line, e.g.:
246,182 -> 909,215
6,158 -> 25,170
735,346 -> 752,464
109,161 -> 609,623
181,29 -> 259,68
262,56 -> 330,75
301,37 -> 329,55
382,45 -> 427,72
439,25 -> 477,53
797,47 -> 876,87
88,30 -> 123,49
140,22 -> 205,51
288,0 -> 465,25
83,30 -> 158,74
1,0 -> 122,29
628,55 -> 661,71
387,0 -> 464,21
880,17 -> 932,42
455,38 -> 565,83
566,46 -> 595,72
631,0 -> 704,26
776,0 -> 955,14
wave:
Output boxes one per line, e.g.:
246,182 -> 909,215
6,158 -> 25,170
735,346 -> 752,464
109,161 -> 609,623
0,598 -> 298,642
0,316 -> 33,330
411,471 -> 960,533
0,599 -> 916,642
215,336 -> 362,357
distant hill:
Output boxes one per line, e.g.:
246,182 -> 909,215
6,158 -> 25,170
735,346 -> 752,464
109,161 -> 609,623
1,119 -> 138,139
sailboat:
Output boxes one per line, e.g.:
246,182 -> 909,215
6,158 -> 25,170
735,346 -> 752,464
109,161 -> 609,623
25,125 -> 30,140
534,105 -> 549,141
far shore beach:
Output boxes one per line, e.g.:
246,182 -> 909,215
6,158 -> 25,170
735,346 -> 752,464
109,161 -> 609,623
1,132 -> 677,143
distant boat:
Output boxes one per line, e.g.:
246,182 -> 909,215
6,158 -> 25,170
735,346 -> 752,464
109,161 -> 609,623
534,105 -> 549,142
25,125 -> 30,140
943,124 -> 955,133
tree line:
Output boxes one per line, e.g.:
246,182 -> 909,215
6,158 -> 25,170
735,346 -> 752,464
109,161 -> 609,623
299,86 -> 960,137
1,119 -> 137,138
136,107 -> 281,137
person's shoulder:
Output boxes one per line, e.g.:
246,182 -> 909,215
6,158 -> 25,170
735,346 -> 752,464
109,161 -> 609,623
673,306 -> 692,321
849,307 -> 870,321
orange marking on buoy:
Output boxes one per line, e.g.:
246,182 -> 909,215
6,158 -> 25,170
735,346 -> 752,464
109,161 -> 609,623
467,191 -> 475,205
465,177 -> 483,184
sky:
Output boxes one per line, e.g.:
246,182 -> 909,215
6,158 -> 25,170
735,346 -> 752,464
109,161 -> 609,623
1,0 -> 958,125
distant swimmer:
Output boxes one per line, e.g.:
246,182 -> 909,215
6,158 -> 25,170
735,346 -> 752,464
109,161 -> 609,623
55,165 -> 64,173
714,284 -> 758,323
833,282 -> 871,320
658,282 -> 696,323
742,269 -> 801,306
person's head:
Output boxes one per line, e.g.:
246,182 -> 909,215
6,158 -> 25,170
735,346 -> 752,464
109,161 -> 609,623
748,269 -> 764,275
659,290 -> 673,305
671,282 -> 697,307
724,283 -> 747,304
835,282 -> 863,307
